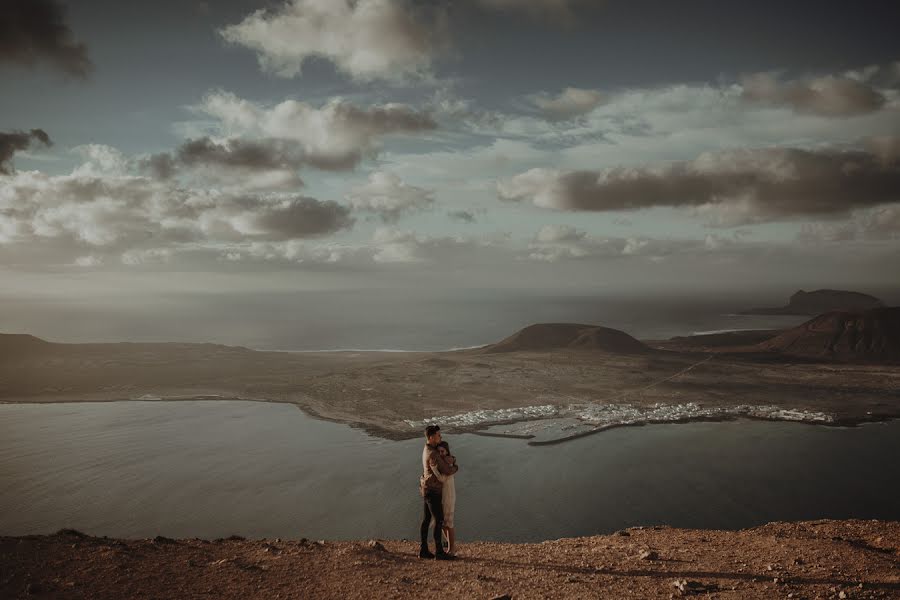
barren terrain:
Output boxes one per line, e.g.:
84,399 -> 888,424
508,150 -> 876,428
2,520 -> 898,599
2,328 -> 900,440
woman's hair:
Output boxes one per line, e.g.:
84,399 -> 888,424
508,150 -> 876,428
437,441 -> 450,453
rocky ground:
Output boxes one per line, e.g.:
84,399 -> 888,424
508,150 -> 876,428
2,520 -> 898,599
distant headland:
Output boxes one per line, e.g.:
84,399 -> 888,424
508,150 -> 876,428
740,289 -> 884,315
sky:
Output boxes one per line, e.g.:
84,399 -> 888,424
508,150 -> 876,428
2,0 -> 900,313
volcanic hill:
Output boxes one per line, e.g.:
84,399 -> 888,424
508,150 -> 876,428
480,323 -> 650,354
757,306 -> 900,363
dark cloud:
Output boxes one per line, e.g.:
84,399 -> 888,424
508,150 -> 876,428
0,129 -> 52,174
498,141 -> 900,226
252,197 -> 354,240
176,137 -> 306,171
139,153 -> 177,180
448,209 -> 476,223
741,72 -> 886,117
334,102 -> 437,134
0,0 -> 92,78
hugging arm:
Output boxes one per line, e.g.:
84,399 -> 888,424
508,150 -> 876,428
429,452 -> 459,477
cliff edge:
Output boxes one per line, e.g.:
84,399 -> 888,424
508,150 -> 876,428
2,521 -> 897,599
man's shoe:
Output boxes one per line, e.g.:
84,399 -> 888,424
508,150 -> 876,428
419,548 -> 435,559
435,552 -> 455,561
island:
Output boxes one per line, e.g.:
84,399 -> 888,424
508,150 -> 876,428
741,289 -> 884,315
2,308 -> 898,443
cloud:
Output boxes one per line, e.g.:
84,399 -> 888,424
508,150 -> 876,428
534,224 -> 585,243
533,87 -> 604,121
248,197 -> 353,240
798,204 -> 900,243
346,172 -> 434,222
220,0 -> 437,82
139,153 -> 177,180
447,209 -> 476,223
498,140 -> 900,226
0,0 -> 92,77
0,155 -> 355,267
0,129 -> 52,174
860,205 -> 900,239
200,91 -> 436,170
741,72 -> 886,117
176,137 -> 306,171
796,221 -> 859,243
525,224 -> 758,263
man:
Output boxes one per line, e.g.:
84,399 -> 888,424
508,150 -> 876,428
419,425 -> 458,560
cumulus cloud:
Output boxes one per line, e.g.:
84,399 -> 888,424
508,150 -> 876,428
741,72 -> 886,117
220,0 -> 436,82
533,87 -> 604,121
345,172 -> 433,222
0,155 -> 355,267
0,129 -> 52,174
0,0 -> 92,77
200,91 -> 436,170
498,140 -> 900,226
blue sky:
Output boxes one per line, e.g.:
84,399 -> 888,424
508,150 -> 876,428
2,0 -> 900,298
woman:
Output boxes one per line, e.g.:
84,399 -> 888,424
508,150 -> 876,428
430,440 -> 457,555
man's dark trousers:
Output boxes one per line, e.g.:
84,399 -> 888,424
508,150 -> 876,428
420,490 -> 444,552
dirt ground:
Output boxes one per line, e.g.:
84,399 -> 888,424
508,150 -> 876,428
2,520 -> 898,599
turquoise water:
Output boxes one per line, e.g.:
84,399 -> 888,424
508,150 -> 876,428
1,401 -> 897,542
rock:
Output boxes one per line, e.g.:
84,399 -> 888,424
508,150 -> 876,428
490,595 -> 512,600
839,592 -> 848,599
367,540 -> 386,552
152,535 -> 176,545
672,579 -> 717,596
315,540 -> 326,546
640,550 -> 659,561
25,583 -> 42,595
615,530 -> 630,536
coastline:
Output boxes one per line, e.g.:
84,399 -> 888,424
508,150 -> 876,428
3,394 -> 898,445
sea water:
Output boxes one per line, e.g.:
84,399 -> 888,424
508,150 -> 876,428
1,401 -> 897,542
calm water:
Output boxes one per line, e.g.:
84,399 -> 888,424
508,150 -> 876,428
1,401 -> 898,542
0,289 -> 822,350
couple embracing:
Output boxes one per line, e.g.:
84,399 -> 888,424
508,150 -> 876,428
419,424 -> 458,560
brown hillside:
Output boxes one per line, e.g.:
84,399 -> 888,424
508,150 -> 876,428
757,307 -> 900,362
481,323 -> 650,354
0,334 -> 52,358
